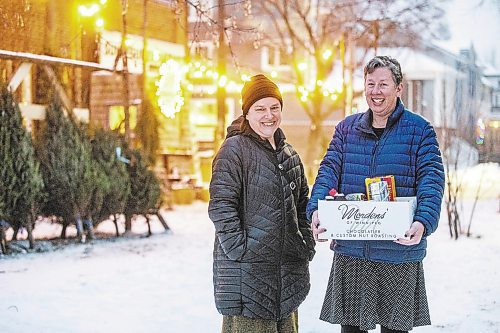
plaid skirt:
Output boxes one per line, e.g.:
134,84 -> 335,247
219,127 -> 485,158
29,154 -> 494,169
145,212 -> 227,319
221,310 -> 298,333
319,254 -> 431,331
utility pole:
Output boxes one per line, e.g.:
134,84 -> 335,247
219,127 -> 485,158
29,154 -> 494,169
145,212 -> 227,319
121,0 -> 130,143
142,0 -> 148,106
345,30 -> 354,117
215,0 -> 227,151
340,33 -> 346,119
120,0 -> 132,233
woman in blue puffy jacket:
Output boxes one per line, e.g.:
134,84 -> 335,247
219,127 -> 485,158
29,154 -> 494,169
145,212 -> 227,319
307,56 -> 445,333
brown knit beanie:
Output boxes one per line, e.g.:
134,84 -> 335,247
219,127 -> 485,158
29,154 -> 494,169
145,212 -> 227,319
241,74 -> 283,115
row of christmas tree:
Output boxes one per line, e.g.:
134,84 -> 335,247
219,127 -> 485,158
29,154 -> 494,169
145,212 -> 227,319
0,86 -> 166,255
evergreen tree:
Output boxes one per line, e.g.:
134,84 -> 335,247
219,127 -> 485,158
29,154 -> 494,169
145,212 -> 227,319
0,86 -> 44,252
35,100 -> 99,241
124,150 -> 161,233
90,129 -> 131,236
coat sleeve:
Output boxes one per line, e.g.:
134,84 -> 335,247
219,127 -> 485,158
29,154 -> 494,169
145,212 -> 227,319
414,123 -> 445,236
208,138 -> 247,260
306,121 -> 345,220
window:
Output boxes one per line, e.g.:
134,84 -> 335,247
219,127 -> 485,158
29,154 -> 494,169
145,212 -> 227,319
109,105 -> 138,133
402,80 -> 434,120
262,46 -> 290,69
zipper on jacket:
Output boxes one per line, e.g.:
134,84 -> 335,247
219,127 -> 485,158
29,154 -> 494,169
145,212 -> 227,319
276,153 -> 286,320
264,146 -> 290,320
369,140 -> 379,177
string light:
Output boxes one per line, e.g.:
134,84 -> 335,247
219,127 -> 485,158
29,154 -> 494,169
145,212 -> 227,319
322,49 -> 332,60
78,4 -> 100,17
156,59 -> 185,118
95,18 -> 104,28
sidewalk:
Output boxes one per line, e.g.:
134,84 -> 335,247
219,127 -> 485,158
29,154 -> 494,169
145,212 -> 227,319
1,200 -> 499,332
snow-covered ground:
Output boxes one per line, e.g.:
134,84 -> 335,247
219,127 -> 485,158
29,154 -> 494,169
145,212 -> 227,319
1,166 -> 499,333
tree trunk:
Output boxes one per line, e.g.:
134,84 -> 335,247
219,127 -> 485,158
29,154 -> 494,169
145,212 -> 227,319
0,227 -> 7,254
125,214 -> 132,234
467,170 -> 484,237
156,211 -> 170,231
214,0 -> 227,151
83,218 -> 95,241
75,215 -> 83,242
146,215 -> 152,237
113,214 -> 120,237
61,222 -> 68,239
305,121 -> 324,182
27,219 -> 34,250
12,224 -> 19,241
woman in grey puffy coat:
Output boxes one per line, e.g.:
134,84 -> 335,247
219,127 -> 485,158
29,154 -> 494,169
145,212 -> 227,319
208,74 -> 315,333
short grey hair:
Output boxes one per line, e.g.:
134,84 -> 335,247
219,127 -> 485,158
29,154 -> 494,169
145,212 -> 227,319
364,56 -> 403,86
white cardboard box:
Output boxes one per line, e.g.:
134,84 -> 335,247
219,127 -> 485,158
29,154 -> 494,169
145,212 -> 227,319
317,197 -> 417,240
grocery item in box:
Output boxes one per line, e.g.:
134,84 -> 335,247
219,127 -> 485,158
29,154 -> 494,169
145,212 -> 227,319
365,175 -> 396,201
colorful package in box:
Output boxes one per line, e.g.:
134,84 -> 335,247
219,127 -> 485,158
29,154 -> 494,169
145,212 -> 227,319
365,175 -> 396,201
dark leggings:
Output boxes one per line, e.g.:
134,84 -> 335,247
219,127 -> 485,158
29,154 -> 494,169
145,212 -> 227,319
341,324 -> 408,333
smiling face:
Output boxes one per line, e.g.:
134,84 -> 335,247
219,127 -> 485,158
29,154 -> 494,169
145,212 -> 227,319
245,97 -> 282,141
365,67 -> 403,124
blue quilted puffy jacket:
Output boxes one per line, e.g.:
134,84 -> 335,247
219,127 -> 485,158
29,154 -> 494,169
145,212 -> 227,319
307,99 -> 445,264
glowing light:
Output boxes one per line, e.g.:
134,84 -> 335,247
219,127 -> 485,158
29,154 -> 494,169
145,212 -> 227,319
156,59 -> 185,118
241,74 -> 251,82
153,50 -> 160,62
78,4 -> 100,17
218,75 -> 228,87
226,81 -> 237,92
298,62 -> 307,71
316,80 -> 323,86
125,39 -> 132,47
300,95 -> 308,102
100,0 -> 107,4
95,18 -> 104,28
322,49 -> 332,60
270,71 -> 278,78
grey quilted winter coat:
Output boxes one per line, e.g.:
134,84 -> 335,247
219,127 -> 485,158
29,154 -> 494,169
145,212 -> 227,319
208,116 -> 315,320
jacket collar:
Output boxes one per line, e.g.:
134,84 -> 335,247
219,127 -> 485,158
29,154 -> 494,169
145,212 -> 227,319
356,97 -> 405,134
